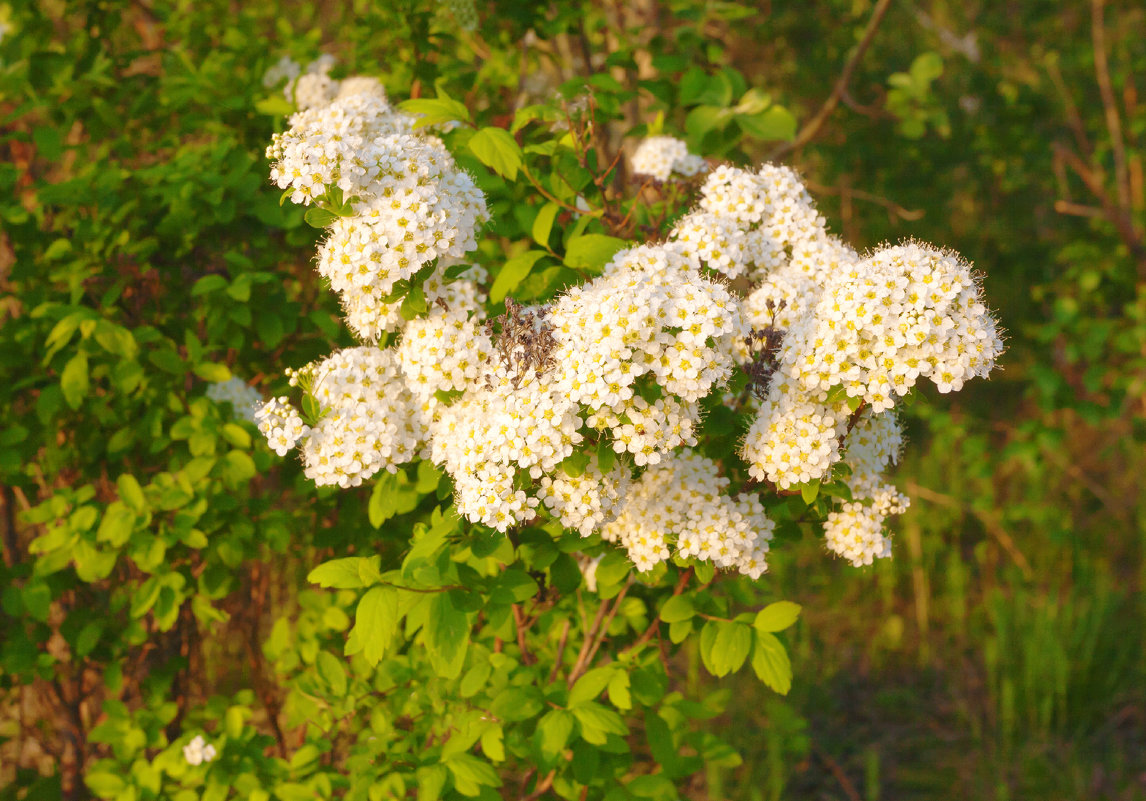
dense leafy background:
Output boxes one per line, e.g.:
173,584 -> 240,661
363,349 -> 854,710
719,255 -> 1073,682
1,1 -> 1143,799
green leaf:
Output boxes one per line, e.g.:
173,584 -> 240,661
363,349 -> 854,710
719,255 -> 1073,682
489,250 -> 547,304
308,557 -> 378,589
593,550 -> 631,589
445,754 -> 501,796
531,202 -> 560,248
910,51 -> 944,84
569,666 -> 615,706
704,620 -> 753,677
316,650 -> 348,697
221,450 -> 256,484
96,502 -> 135,547
736,105 -> 797,141
85,771 -> 125,798
571,702 -> 627,745
538,709 -> 576,757
255,95 -> 296,116
559,450 -> 591,478
304,207 -> 339,228
460,660 -> 492,698
416,765 -> 448,801
193,362 -> 232,382
800,479 -> 820,505
751,631 -> 793,694
659,594 -> 695,623
481,725 -> 505,762
60,352 -> 89,410
607,670 -> 632,710
754,601 -> 802,633
468,127 -> 523,180
116,474 -> 146,512
352,585 -> 400,666
733,87 -> 772,115
685,105 -> 732,140
426,591 -> 470,679
564,234 -> 628,274
398,96 -> 472,129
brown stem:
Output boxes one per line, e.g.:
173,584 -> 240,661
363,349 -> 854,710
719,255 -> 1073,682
625,567 -> 694,654
812,743 -> 863,801
574,579 -> 633,682
546,620 -> 571,684
770,0 -> 894,159
1091,0 -> 1131,213
512,604 -> 535,665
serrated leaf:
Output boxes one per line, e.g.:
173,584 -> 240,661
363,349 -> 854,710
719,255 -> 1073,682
308,557 -> 372,589
468,127 -> 523,180
754,601 -> 802,633
352,585 -> 400,666
706,621 -> 752,677
751,631 -> 793,694
426,591 -> 470,679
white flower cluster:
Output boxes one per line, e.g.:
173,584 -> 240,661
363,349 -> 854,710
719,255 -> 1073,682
266,69 -> 487,342
183,735 -> 216,766
631,136 -> 707,182
662,163 -> 1000,563
602,451 -> 773,577
205,377 -> 262,424
257,70 -> 1002,574
539,456 -> 630,537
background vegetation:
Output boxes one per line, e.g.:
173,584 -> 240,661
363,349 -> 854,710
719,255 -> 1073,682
1,0 -> 1143,799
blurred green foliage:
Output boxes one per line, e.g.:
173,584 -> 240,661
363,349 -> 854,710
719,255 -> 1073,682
1,0 -> 1143,800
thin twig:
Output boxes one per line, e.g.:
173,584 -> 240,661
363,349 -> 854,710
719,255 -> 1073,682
513,604 -> 535,665
812,743 -> 863,801
546,620 -> 571,684
770,0 -> 894,159
904,481 -> 1033,580
577,580 -> 633,677
1091,0 -> 1131,213
806,179 -> 925,222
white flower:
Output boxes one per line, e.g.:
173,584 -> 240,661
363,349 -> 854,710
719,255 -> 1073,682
631,136 -> 707,182
206,377 -> 262,424
183,735 -> 217,766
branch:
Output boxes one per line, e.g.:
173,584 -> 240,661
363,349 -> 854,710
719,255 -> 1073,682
770,0 -> 894,159
904,481 -> 1033,580
1091,0 -> 1131,213
805,179 -> 924,222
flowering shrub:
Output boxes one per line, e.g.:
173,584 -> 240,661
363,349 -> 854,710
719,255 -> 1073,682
258,61 -> 1001,575
0,3 -> 1023,800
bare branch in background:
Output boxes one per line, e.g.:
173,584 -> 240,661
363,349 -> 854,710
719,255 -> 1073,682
770,0 -> 894,160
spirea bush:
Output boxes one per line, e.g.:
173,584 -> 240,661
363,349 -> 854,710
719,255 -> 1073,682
258,58 -> 1002,572
1,5 -> 1005,800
